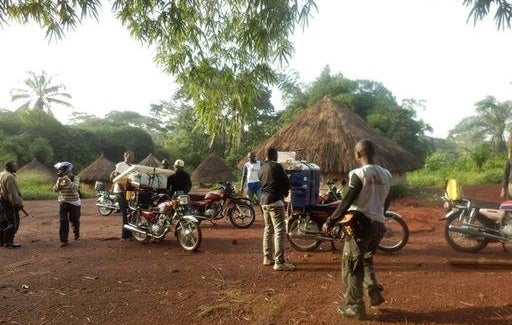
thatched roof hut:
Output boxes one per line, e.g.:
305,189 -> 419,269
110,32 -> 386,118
191,153 -> 235,184
243,96 -> 421,182
18,158 -> 54,181
139,153 -> 162,168
78,154 -> 115,185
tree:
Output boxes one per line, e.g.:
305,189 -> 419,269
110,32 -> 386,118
449,96 -> 512,154
0,1 -> 316,141
464,0 -> 512,29
10,71 -> 72,114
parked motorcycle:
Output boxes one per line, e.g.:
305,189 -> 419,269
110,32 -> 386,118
190,181 -> 256,228
95,181 -> 136,216
95,181 -> 120,216
287,202 -> 409,253
442,196 -> 512,253
124,189 -> 202,251
318,178 -> 345,204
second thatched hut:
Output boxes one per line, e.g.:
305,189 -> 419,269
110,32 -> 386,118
191,153 -> 236,185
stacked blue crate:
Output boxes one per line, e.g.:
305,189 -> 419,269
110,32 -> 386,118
285,161 -> 320,207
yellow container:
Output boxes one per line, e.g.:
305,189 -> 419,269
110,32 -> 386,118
445,179 -> 462,201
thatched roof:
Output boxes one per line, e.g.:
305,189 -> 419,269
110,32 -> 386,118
138,153 -> 162,168
18,158 -> 54,181
78,154 -> 115,182
242,96 -> 421,174
191,153 -> 235,183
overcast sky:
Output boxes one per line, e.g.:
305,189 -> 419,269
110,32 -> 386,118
1,0 -> 512,139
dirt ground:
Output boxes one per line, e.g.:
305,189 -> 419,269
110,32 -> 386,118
2,184 -> 512,325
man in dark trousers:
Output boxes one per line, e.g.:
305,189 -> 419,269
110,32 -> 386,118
112,151 -> 135,241
322,139 -> 392,320
166,159 -> 192,196
0,161 -> 24,248
258,147 -> 295,271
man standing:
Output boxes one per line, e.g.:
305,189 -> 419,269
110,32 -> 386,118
53,162 -> 81,247
166,159 -> 192,196
112,151 -> 135,241
258,147 -> 295,271
240,151 -> 262,204
322,139 -> 392,320
0,161 -> 24,248
500,157 -> 512,199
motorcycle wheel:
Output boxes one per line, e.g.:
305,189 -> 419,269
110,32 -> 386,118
228,203 -> 255,228
176,220 -> 202,251
128,211 -> 152,243
444,212 -> 489,253
97,198 -> 114,216
287,216 -> 322,252
377,211 -> 409,253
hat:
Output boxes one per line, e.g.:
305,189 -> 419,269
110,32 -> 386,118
174,159 -> 185,168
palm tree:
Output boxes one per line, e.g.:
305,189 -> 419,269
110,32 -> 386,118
10,71 -> 72,114
474,96 -> 512,153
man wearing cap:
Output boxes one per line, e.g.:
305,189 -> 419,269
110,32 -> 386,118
166,159 -> 192,197
0,161 -> 24,248
53,162 -> 81,247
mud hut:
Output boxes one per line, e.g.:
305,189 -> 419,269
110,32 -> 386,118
191,153 -> 235,184
18,158 -> 54,182
77,154 -> 115,190
242,96 -> 421,185
138,153 -> 162,168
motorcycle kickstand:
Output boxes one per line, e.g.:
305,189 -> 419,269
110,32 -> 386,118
330,240 -> 338,253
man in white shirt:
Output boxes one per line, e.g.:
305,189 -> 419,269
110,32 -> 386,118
322,139 -> 392,320
240,152 -> 262,204
112,151 -> 135,241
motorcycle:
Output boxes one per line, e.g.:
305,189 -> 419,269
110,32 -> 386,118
287,201 -> 409,253
190,181 -> 256,228
94,181 -> 136,216
289,179 -> 409,252
442,196 -> 512,253
95,181 -> 120,216
124,188 -> 202,251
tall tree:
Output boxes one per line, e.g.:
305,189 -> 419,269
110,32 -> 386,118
10,71 -> 72,114
449,96 -> 512,154
464,0 -> 512,29
0,1 -> 316,142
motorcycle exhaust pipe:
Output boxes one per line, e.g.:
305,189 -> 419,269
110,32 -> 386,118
123,224 -> 156,238
96,203 -> 115,209
448,225 -> 507,241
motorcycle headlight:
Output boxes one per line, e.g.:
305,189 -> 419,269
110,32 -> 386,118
178,195 -> 189,205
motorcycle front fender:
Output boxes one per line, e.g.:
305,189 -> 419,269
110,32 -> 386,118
181,214 -> 200,223
235,197 -> 253,206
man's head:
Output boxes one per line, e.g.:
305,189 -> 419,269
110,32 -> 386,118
266,147 -> 278,162
174,159 -> 185,169
124,151 -> 135,164
5,161 -> 18,173
354,139 -> 375,165
247,151 -> 256,163
161,159 -> 170,169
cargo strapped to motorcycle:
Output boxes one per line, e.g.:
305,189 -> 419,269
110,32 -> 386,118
445,179 -> 462,202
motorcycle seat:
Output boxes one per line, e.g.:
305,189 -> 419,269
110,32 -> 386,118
309,201 -> 340,212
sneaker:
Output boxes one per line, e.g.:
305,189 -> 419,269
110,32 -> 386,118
263,257 -> 273,266
336,305 -> 366,320
273,261 -> 296,271
368,285 -> 385,307
60,242 -> 69,247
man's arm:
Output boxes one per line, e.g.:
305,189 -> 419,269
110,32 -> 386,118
323,173 -> 362,229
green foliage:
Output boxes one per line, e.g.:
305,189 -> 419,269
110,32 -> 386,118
408,151 -> 505,187
464,0 -> 512,29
